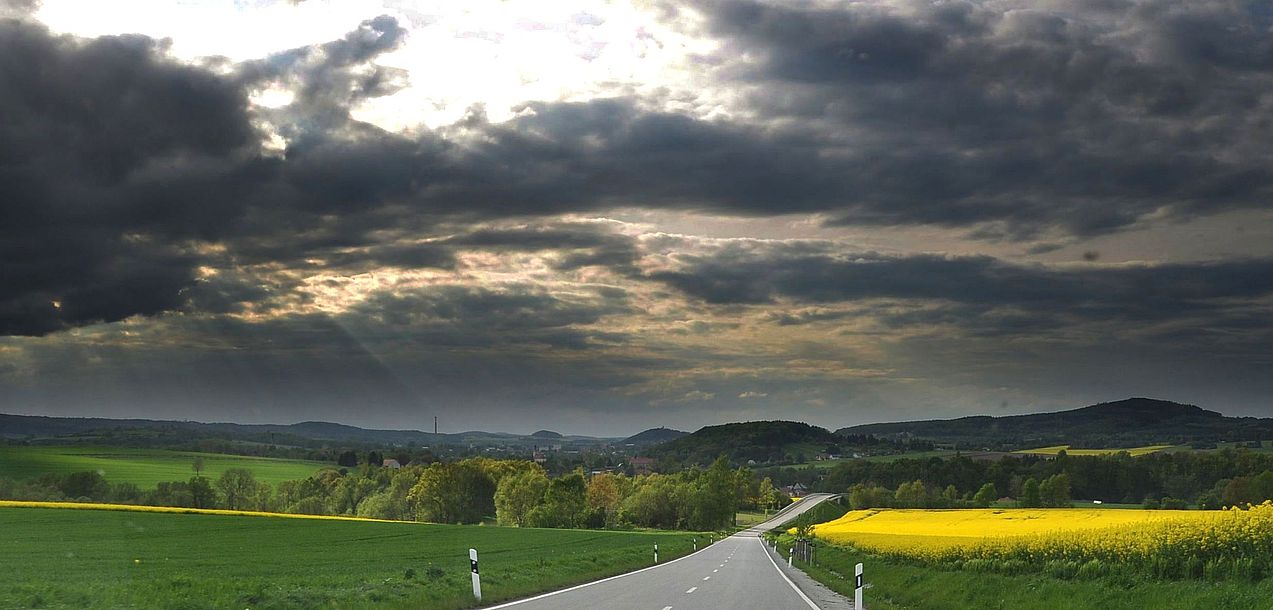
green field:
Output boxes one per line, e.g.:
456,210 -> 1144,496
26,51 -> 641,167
0,446 -> 330,487
782,540 -> 1273,610
0,506 -> 701,609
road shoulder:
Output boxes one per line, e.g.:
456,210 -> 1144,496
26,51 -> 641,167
762,537 -> 856,610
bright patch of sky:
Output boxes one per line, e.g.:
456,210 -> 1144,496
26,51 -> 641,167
37,0 -> 717,130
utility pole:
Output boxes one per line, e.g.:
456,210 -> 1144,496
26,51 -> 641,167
434,416 -> 438,435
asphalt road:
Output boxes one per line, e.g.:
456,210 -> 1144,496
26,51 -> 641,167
487,493 -> 839,610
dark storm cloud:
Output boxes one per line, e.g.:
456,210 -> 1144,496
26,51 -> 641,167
0,19 -> 258,335
650,242 -> 1273,333
7,2 -> 1273,338
166,282 -> 632,353
675,0 -> 1273,236
0,15 -> 423,335
345,283 -> 632,350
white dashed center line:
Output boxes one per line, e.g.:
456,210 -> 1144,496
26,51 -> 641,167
662,606 -> 673,610
685,587 -> 698,594
713,569 -> 718,573
703,576 -> 710,581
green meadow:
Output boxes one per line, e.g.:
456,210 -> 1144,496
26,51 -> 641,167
0,446 -> 329,487
787,543 -> 1273,610
0,506 -> 701,609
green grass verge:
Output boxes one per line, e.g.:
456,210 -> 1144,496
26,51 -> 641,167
0,506 -> 702,610
777,539 -> 1273,610
735,510 -> 771,526
0,446 -> 330,487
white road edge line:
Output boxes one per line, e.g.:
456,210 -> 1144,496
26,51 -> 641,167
758,537 -> 820,610
482,542 -> 715,609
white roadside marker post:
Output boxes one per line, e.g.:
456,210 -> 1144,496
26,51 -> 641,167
654,543 -> 659,564
693,538 -> 697,551
854,562 -> 864,609
469,548 -> 481,602
788,547 -> 794,567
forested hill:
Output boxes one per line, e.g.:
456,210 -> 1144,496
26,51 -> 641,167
621,427 -> 688,446
837,398 -> 1273,449
644,420 -> 841,466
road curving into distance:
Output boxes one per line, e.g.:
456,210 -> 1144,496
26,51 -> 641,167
486,493 -> 843,610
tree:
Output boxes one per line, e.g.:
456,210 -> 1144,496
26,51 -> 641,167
1222,476 -> 1252,507
894,480 -> 927,508
357,468 -> 420,520
189,476 -> 217,509
1020,478 -> 1042,508
216,468 -> 258,510
1251,470 -> 1273,504
586,473 -> 629,525
1039,473 -> 1072,507
337,451 -> 358,468
58,471 -> 109,500
734,466 -> 758,510
192,457 -> 205,478
407,460 -> 495,524
756,477 -> 779,513
972,482 -> 998,508
792,512 -> 815,540
618,475 -> 682,528
495,470 -> 549,526
1197,490 -> 1222,510
527,473 -> 588,528
688,457 -> 738,530
368,452 -> 384,467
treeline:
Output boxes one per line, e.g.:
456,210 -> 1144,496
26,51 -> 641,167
845,474 -> 1073,509
821,449 -> 1273,508
0,456 -> 791,531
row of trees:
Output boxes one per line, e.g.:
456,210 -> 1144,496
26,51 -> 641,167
0,456 -> 791,532
844,474 -> 1072,510
822,449 -> 1273,507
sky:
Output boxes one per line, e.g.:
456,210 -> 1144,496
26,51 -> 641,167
2,0 -> 1272,436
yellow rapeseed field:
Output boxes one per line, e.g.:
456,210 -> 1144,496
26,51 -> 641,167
811,503 -> 1273,579
1012,444 -> 1176,456
813,507 -> 1189,549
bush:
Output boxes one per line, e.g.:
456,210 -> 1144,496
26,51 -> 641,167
1161,497 -> 1188,510
1044,560 -> 1080,580
1076,559 -> 1109,580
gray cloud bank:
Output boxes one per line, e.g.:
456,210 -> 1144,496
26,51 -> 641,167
2,1 -> 1272,430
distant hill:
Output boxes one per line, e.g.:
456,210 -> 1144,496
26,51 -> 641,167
621,427 -> 688,446
531,430 -> 563,439
646,420 -> 841,466
0,413 -> 618,448
837,398 -> 1273,449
